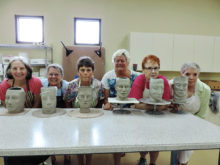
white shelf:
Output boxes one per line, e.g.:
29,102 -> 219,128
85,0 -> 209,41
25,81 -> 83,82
0,44 -> 53,67
0,44 -> 52,50
31,64 -> 48,67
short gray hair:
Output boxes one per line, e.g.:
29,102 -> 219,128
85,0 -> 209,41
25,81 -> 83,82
180,62 -> 200,74
112,49 -> 130,64
46,63 -> 64,76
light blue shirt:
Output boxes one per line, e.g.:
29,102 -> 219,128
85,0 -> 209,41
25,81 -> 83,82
41,78 -> 69,96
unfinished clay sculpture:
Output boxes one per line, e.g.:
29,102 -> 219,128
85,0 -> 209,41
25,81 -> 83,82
173,76 -> 188,103
115,77 -> 130,101
5,87 -> 25,113
41,87 -> 57,114
78,86 -> 93,113
149,78 -> 164,103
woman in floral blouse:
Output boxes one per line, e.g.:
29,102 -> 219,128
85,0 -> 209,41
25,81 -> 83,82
64,56 -> 104,165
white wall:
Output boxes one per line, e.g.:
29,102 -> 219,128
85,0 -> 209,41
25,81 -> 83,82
0,0 -> 220,73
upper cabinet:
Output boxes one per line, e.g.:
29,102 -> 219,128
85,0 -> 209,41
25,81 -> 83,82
152,33 -> 173,71
130,32 -> 219,72
130,32 -> 173,71
172,34 -> 195,71
213,37 -> 220,72
129,32 -> 154,71
194,36 -> 215,72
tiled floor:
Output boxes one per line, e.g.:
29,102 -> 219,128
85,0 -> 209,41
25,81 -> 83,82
2,150 -> 218,165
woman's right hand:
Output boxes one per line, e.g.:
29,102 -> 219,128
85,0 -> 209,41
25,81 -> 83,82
103,102 -> 113,110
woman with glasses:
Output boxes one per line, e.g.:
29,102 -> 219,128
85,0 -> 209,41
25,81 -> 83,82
41,64 -> 69,165
41,63 -> 69,108
128,54 -> 171,165
64,56 -> 104,165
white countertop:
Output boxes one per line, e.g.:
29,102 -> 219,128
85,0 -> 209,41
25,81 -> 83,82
0,108 -> 220,156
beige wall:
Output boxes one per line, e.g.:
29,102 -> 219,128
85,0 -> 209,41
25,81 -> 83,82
1,0 -> 220,80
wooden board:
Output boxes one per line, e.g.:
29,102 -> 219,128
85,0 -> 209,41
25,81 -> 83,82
62,46 -> 105,81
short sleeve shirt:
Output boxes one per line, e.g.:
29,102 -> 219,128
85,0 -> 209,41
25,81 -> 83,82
63,78 -> 104,108
101,69 -> 140,97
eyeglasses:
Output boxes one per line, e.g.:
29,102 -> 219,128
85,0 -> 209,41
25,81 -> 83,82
143,67 -> 160,71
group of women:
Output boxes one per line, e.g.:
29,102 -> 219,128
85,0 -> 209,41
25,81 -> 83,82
0,48 -> 211,165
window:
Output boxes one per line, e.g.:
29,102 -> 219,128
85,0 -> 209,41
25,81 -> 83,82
15,15 -> 44,43
74,18 -> 101,45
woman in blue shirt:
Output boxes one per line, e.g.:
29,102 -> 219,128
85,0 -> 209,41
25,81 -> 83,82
41,63 -> 69,164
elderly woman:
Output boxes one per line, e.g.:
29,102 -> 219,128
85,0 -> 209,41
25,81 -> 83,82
128,55 -> 171,165
0,56 -> 47,165
41,63 -> 69,108
101,49 -> 140,165
64,56 -> 104,165
0,56 -> 42,108
170,62 -> 211,165
40,63 -> 69,164
101,49 -> 140,110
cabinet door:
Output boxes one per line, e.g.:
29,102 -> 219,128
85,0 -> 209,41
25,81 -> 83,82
130,32 -> 153,71
152,33 -> 173,71
194,35 -> 215,72
172,34 -> 195,71
213,37 -> 220,72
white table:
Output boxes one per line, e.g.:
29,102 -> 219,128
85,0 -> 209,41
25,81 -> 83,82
0,108 -> 220,157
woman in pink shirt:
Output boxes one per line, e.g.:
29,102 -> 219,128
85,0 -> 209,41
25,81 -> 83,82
0,56 -> 47,165
0,56 -> 42,108
128,54 -> 170,165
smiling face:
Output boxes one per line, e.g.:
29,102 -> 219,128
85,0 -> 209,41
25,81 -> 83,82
5,88 -> 25,113
10,60 -> 27,81
143,60 -> 160,80
181,67 -> 199,88
115,78 -> 130,100
47,67 -> 62,87
114,55 -> 129,73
